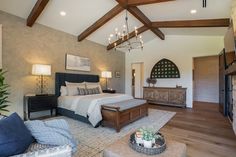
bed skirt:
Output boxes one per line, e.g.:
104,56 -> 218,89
57,108 -> 100,127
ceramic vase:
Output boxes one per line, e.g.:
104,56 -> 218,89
143,140 -> 152,148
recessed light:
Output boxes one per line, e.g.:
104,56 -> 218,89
60,11 -> 66,16
190,9 -> 197,14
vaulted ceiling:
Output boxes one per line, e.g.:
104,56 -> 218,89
0,0 -> 232,47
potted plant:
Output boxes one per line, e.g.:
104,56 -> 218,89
0,69 -> 10,115
142,128 -> 155,148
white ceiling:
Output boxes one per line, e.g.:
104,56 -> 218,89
0,0 -> 232,46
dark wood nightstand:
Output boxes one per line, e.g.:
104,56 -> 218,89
24,94 -> 57,120
103,90 -> 116,94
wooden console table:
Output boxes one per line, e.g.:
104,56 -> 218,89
143,87 -> 187,107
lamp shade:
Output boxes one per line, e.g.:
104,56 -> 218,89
101,71 -> 112,78
32,64 -> 51,76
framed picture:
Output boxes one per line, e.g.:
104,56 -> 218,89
115,71 -> 120,78
66,54 -> 90,71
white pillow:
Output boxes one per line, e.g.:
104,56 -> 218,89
65,81 -> 86,86
85,82 -> 103,93
60,86 -> 67,96
65,81 -> 86,96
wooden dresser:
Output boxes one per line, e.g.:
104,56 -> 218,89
143,87 -> 187,107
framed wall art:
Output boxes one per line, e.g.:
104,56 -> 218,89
115,71 -> 120,78
66,54 -> 90,71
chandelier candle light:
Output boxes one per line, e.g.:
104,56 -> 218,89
108,9 -> 144,52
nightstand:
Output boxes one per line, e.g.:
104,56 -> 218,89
103,89 -> 116,94
24,94 -> 57,120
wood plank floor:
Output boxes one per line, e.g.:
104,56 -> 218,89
149,101 -> 236,157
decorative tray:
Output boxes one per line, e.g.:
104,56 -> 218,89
129,132 -> 166,155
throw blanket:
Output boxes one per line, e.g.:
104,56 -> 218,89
71,93 -> 133,127
25,119 -> 77,153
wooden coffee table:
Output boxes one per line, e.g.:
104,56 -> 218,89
103,134 -> 187,157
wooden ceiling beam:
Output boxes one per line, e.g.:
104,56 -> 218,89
78,5 -> 124,41
107,25 -> 148,50
128,6 -> 165,40
27,0 -> 49,27
151,18 -> 230,28
116,0 -> 128,8
127,0 -> 174,6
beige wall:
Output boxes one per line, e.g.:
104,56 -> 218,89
126,35 -> 224,108
193,56 -> 219,103
0,11 -> 125,117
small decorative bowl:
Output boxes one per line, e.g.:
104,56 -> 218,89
129,132 -> 166,155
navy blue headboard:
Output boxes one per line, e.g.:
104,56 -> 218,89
55,72 -> 100,97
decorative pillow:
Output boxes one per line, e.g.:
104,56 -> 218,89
25,119 -> 78,153
66,82 -> 86,96
60,86 -> 68,96
87,87 -> 100,95
78,87 -> 100,95
65,81 -> 85,86
93,87 -> 101,94
77,88 -> 86,95
0,113 -> 34,157
85,82 -> 103,93
87,88 -> 94,95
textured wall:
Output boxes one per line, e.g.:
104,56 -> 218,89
0,11 -> 125,117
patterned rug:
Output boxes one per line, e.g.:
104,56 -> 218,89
52,109 -> 175,157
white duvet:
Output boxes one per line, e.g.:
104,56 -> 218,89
58,93 -> 133,127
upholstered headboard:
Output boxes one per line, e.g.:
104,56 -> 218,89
55,72 -> 100,97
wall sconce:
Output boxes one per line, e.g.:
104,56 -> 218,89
32,64 -> 51,94
101,71 -> 112,90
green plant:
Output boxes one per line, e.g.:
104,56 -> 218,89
0,69 -> 10,114
140,128 -> 155,141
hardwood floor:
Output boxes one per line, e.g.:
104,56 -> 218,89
149,101 -> 236,157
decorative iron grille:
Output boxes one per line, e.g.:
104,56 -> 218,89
150,59 -> 180,79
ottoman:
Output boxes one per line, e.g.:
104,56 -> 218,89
103,134 -> 186,157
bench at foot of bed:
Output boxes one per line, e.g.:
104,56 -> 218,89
101,99 -> 148,132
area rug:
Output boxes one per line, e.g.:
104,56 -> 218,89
51,109 -> 175,157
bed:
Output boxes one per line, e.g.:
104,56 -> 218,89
55,72 -> 135,127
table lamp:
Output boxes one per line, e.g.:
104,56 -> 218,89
101,71 -> 112,90
32,64 -> 51,94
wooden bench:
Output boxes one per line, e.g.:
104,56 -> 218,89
101,99 -> 148,132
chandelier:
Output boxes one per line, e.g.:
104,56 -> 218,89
108,9 -> 144,52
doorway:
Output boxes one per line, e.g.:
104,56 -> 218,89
131,63 -> 144,98
193,55 -> 219,103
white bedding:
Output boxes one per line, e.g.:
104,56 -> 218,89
58,93 -> 133,126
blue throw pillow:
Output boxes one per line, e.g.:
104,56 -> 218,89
0,113 -> 34,157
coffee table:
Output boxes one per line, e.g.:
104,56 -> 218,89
103,134 -> 186,157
